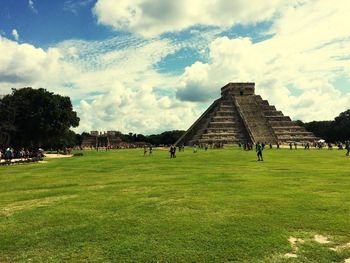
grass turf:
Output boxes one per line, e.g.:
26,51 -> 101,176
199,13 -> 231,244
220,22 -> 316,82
1,147 -> 350,262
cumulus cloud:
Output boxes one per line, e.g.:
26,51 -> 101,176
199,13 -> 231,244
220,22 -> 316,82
28,0 -> 38,14
56,37 -> 205,133
77,83 -> 198,134
11,29 -> 19,41
92,0 -> 298,37
0,35 -> 203,134
176,0 -> 350,121
0,36 -> 70,86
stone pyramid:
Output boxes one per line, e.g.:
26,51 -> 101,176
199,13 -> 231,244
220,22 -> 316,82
176,83 -> 316,146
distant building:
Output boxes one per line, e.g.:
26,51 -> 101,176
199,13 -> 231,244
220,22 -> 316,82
81,131 -> 122,149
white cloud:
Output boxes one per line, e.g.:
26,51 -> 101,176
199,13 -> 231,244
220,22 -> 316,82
77,83 -> 198,134
11,29 -> 19,41
176,0 -> 350,121
93,0 -> 298,37
28,0 -> 38,14
0,35 -> 204,134
0,36 -> 71,86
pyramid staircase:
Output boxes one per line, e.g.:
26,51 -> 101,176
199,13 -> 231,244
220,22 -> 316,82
197,98 -> 250,145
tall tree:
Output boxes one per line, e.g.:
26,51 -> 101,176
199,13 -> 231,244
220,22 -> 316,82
331,109 -> 350,142
0,87 -> 79,149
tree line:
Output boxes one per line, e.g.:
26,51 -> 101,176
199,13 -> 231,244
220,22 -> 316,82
80,130 -> 185,146
296,109 -> 350,142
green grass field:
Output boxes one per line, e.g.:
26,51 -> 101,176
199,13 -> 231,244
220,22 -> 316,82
1,147 -> 350,262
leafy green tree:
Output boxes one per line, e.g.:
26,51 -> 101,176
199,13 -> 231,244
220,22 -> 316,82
303,109 -> 350,142
148,130 -> 185,145
330,109 -> 350,141
304,121 -> 332,141
0,87 -> 79,149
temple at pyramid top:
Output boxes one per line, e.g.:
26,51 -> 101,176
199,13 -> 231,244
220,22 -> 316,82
176,82 -> 317,146
221,82 -> 255,96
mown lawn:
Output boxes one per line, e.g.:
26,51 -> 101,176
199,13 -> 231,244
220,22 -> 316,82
1,147 -> 350,262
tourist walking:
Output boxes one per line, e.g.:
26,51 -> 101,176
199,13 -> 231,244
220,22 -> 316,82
345,141 -> 350,156
256,142 -> 263,161
169,145 -> 176,158
192,144 -> 197,153
4,148 -> 12,164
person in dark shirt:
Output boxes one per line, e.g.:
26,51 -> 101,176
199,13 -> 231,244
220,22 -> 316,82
256,142 -> 263,161
143,145 -> 147,156
345,141 -> 350,156
169,145 -> 176,158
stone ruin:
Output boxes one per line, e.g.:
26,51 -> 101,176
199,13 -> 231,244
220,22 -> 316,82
81,131 -> 122,149
176,82 -> 316,146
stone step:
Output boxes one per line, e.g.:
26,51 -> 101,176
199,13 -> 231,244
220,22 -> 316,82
206,128 -> 244,133
209,122 -> 237,128
274,131 -> 313,135
269,121 -> 300,127
215,111 -> 236,116
263,111 -> 284,117
259,105 -> 277,111
220,101 -> 233,106
199,138 -> 244,144
272,127 -> 307,132
212,118 -> 236,123
202,132 -> 236,137
266,116 -> 291,121
217,108 -> 235,112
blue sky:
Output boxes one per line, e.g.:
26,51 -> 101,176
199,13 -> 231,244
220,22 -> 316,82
0,0 -> 113,45
0,0 -> 349,134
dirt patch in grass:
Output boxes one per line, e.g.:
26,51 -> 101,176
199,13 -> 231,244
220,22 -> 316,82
284,236 -> 305,259
284,252 -> 298,258
314,234 -> 330,244
0,195 -> 77,216
45,154 -> 73,159
330,242 -> 350,252
289,236 -> 304,251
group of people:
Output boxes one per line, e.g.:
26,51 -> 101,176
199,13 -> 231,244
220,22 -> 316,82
0,148 -> 14,163
147,140 -> 350,161
0,147 -> 44,164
